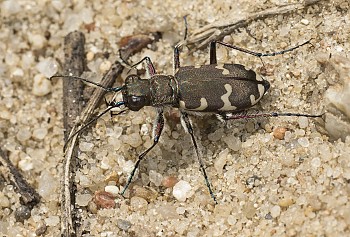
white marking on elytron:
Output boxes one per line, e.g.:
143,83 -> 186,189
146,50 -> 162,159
256,74 -> 263,81
219,84 -> 237,111
194,98 -> 208,111
244,65 -> 253,71
180,98 -> 208,110
215,64 -> 230,75
250,84 -> 266,105
179,100 -> 186,109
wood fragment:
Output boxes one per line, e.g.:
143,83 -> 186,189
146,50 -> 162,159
60,31 -> 161,237
0,148 -> 40,208
180,0 -> 326,52
61,31 -> 86,237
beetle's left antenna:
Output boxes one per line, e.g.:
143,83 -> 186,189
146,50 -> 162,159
49,75 -> 124,92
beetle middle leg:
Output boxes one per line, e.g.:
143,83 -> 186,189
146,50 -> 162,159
180,112 -> 218,204
120,108 -> 165,196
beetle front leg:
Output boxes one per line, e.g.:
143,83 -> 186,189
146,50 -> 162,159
120,108 -> 164,196
180,112 -> 217,204
129,56 -> 157,76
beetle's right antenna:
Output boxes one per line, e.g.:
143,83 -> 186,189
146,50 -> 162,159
64,101 -> 127,151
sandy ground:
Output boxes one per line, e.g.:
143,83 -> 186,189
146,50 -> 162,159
1,0 -> 350,236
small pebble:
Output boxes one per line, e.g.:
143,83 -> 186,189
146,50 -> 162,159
16,127 -> 31,142
311,157 -> 321,168
0,195 -> 10,208
298,137 -> 310,147
76,193 -> 93,207
270,205 -> 281,218
99,60 -> 112,73
36,58 -> 58,78
173,180 -> 192,202
94,191 -> 116,209
32,74 -> 52,96
298,117 -> 309,129
32,127 -> 48,140
149,170 -> 163,187
79,141 -> 94,152
162,176 -> 178,188
104,185 -> 119,197
44,216 -> 60,226
132,186 -> 158,202
130,196 -> 148,211
214,148 -> 229,174
300,19 -> 309,25
18,156 -> 33,171
176,206 -> 186,215
273,127 -> 287,140
15,205 -> 31,223
117,219 -> 132,231
35,222 -> 47,236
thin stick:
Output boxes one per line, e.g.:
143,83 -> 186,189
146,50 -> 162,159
0,148 -> 40,208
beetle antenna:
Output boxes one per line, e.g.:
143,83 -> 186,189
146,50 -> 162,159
49,75 -> 124,92
64,101 -> 127,151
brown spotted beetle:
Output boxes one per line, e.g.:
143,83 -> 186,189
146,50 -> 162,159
55,34 -> 321,204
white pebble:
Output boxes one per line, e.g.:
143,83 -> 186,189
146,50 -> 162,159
300,19 -> 309,25
223,134 -> 242,151
149,170 -> 163,187
18,156 -> 33,171
36,58 -> 58,78
176,206 -> 186,215
32,74 -> 52,96
76,193 -> 92,206
32,127 -> 48,140
298,137 -> 309,147
38,171 -> 58,201
79,142 -> 94,152
99,60 -> 112,73
44,216 -> 60,226
80,7 -> 94,24
214,148 -> 229,174
298,117 -> 309,129
270,205 -> 281,218
16,127 -> 31,142
29,34 -> 46,49
105,185 -> 119,196
123,133 -> 142,148
311,157 -> 321,168
173,180 -> 192,202
1,0 -> 21,16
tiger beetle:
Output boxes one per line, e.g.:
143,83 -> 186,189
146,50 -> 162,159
54,35 -> 322,204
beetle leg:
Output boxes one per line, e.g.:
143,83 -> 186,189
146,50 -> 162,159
210,40 -> 311,64
218,111 -> 323,121
120,108 -> 164,196
128,56 -> 157,76
180,112 -> 218,204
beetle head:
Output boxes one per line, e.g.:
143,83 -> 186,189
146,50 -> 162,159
123,75 -> 151,111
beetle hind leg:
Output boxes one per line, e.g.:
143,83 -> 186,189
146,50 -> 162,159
210,40 -> 312,65
217,110 -> 323,121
